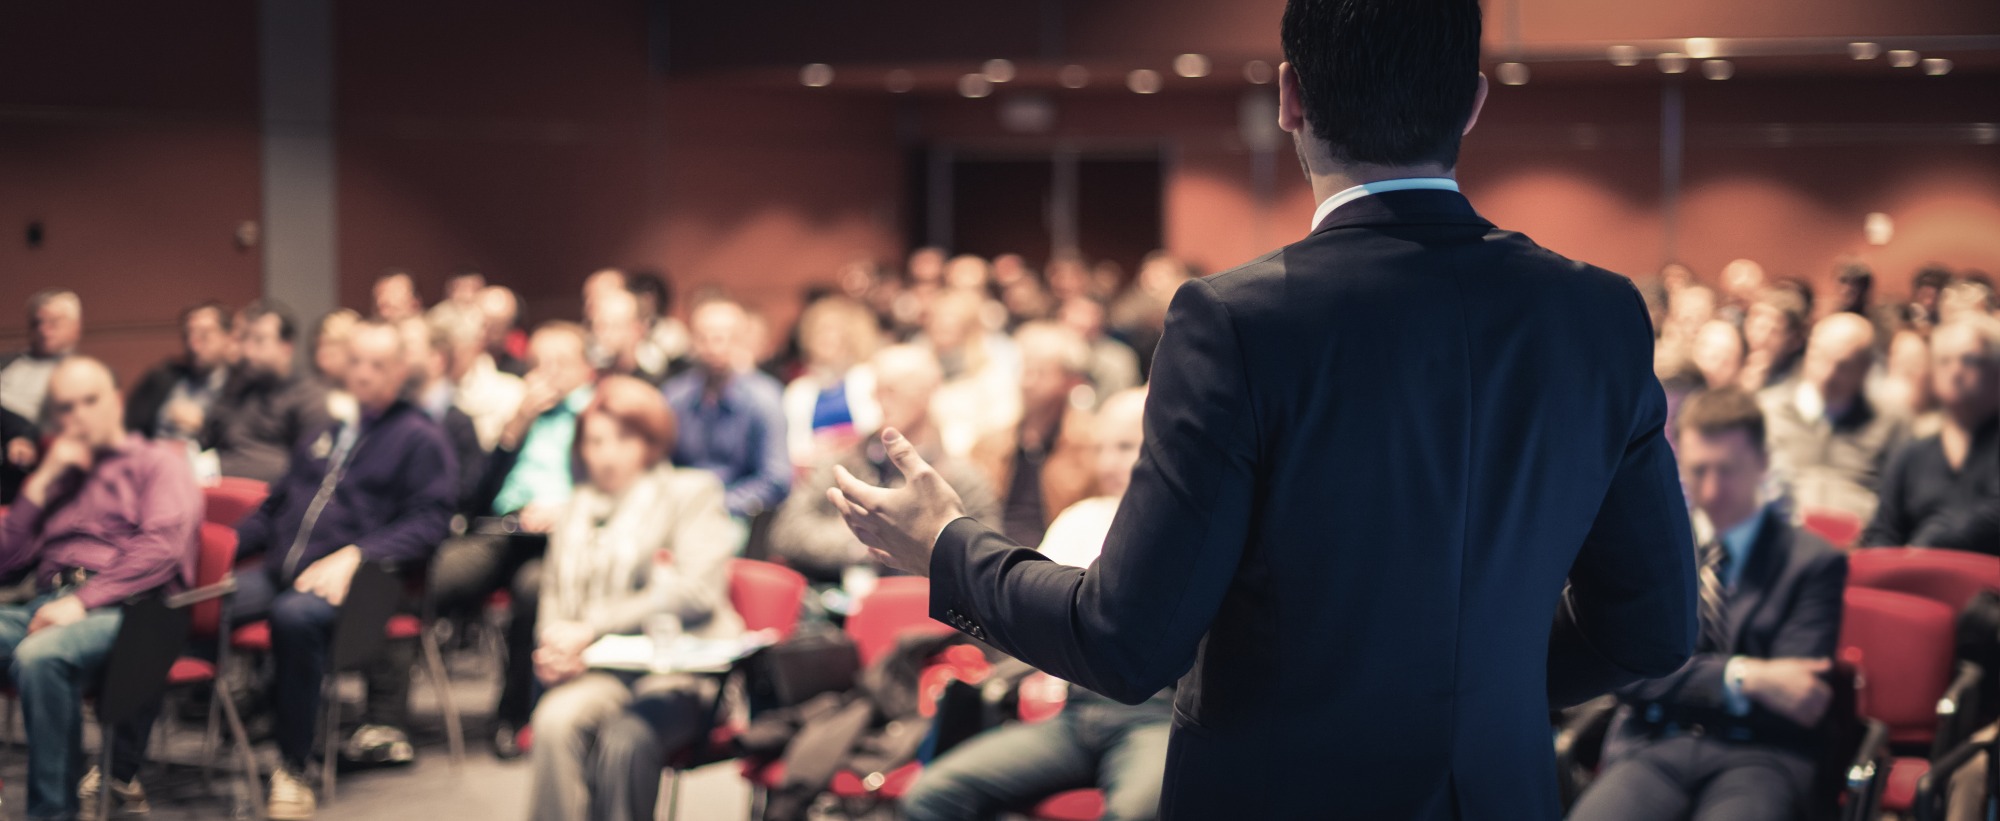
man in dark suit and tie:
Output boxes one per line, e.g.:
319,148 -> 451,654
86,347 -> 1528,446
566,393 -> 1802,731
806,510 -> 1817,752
826,0 -> 1698,817
1570,388 -> 1847,821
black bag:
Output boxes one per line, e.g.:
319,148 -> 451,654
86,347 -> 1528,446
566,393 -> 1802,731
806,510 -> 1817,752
754,628 -> 862,710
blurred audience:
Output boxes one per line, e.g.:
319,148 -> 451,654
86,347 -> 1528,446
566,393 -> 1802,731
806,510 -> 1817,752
0,357 -> 200,820
399,316 -> 486,512
1569,388 -> 1846,821
1758,312 -> 1909,522
1690,320 -> 1745,391
525,375 -> 742,821
972,322 -> 1097,547
921,288 -> 1021,459
0,289 -> 83,428
436,302 -> 525,451
662,298 -> 791,521
205,300 -> 332,484
1736,286 -> 1808,392
782,296 -> 884,468
311,308 -> 362,423
627,269 -> 690,377
588,286 -> 669,386
1059,296 -> 1142,398
1862,315 -> 2000,552
125,301 -> 236,443
373,270 -> 425,323
480,285 -> 529,376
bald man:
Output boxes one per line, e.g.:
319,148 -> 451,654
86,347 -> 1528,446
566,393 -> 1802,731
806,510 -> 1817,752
1758,312 -> 1911,523
587,287 -> 667,386
232,320 -> 457,818
0,357 -> 200,819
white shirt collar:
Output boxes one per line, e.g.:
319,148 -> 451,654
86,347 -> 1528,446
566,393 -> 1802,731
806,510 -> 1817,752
1310,177 -> 1461,232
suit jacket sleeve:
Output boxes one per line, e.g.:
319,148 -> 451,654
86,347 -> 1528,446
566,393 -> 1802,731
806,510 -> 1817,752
930,277 -> 1258,705
1547,287 -> 1700,708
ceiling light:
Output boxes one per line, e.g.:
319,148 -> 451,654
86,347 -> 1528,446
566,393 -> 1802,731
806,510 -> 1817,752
1496,62 -> 1530,85
1922,58 -> 1953,76
1173,54 -> 1211,78
1058,65 -> 1090,89
884,69 -> 914,93
1607,45 -> 1641,67
1685,38 -> 1719,59
1849,42 -> 1882,60
1657,53 -> 1689,74
983,59 -> 1016,83
958,74 -> 993,98
1243,60 -> 1274,84
1701,60 -> 1734,80
800,63 -> 834,88
1888,50 -> 1921,68
1127,69 -> 1162,94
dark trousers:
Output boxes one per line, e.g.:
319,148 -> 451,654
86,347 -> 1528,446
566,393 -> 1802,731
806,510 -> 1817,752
428,533 -> 545,727
1569,733 -> 1816,821
233,569 -> 415,770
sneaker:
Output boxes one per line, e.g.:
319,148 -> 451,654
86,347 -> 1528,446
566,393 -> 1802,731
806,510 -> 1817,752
266,767 -> 316,821
491,720 -> 525,761
341,724 -> 415,766
78,766 -> 151,818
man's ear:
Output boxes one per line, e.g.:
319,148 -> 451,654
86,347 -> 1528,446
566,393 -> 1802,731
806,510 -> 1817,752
1278,61 -> 1307,135
1462,72 -> 1490,137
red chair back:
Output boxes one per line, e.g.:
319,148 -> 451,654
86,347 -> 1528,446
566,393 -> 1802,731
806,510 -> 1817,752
203,477 -> 269,527
845,576 -> 951,668
192,522 -> 238,640
1849,547 -> 2000,613
728,559 -> 807,639
1802,508 -> 1864,550
1839,586 -> 1958,746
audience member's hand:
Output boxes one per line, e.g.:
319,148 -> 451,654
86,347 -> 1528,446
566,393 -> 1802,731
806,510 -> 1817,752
516,503 -> 559,534
294,545 -> 364,606
533,644 -> 586,686
500,374 -> 563,448
539,620 -> 596,655
36,436 -> 93,477
28,595 -> 87,634
829,428 -> 967,577
1743,657 -> 1833,727
4,436 -> 35,468
164,399 -> 205,435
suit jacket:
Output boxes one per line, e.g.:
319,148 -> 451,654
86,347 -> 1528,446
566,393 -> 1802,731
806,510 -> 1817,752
1604,509 -> 1847,763
928,189 -> 1698,820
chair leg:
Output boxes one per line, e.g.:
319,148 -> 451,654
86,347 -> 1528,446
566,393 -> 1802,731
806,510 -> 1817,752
664,768 -> 681,821
213,682 -> 267,821
201,687 -> 222,793
97,735 -> 114,821
320,679 -> 338,805
420,629 -> 465,769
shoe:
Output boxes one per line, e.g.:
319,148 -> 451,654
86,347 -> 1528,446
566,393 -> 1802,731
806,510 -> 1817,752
266,767 -> 316,821
341,724 -> 415,766
491,720 -> 525,760
78,766 -> 151,818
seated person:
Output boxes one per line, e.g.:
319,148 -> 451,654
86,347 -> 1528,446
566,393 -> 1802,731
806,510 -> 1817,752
769,344 -> 998,585
587,287 -> 669,386
904,388 -> 1169,821
398,316 -> 487,513
432,320 -> 596,757
2,404 -> 31,505
970,321 -> 1097,548
204,300 -> 332,483
231,320 -> 457,820
0,357 -> 200,820
125,300 -> 235,442
662,298 -> 791,521
1570,388 -> 1847,821
1862,315 -> 1999,552
1758,312 -> 1909,523
526,375 -> 743,821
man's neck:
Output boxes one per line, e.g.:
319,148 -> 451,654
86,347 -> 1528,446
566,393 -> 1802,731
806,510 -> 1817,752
1304,161 -> 1457,213
1704,504 -> 1761,540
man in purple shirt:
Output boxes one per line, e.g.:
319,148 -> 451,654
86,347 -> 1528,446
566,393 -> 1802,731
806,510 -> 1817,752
0,356 -> 200,821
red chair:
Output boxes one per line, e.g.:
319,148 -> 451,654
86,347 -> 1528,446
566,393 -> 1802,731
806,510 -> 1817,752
1013,670 -> 1110,821
202,477 -> 268,527
1850,547 -> 2000,613
1804,508 -> 1866,550
176,523 -> 266,820
1841,586 -> 1972,815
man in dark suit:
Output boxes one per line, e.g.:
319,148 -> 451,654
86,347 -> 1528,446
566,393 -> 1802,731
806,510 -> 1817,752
1571,388 -> 1847,820
825,0 -> 1697,817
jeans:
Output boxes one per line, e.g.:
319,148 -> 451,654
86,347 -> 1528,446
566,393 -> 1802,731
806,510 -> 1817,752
902,699 -> 1171,821
525,671 -> 708,821
0,591 -> 123,820
233,568 -> 415,770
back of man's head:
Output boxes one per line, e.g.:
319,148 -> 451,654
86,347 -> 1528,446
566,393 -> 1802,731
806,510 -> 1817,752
1281,0 -> 1483,168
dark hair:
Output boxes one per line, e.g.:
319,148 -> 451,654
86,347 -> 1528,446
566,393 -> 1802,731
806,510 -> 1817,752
627,270 -> 672,315
1914,265 -> 1954,292
240,299 -> 298,343
181,301 -> 232,333
1675,387 -> 1766,454
1280,0 -> 1483,167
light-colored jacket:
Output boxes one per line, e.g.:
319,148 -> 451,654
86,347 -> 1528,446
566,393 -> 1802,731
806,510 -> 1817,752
538,465 -> 745,642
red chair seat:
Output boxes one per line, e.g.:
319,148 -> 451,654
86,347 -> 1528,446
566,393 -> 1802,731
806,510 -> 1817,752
167,657 -> 217,686
743,760 -> 922,798
1882,756 -> 1930,811
387,614 -> 421,640
232,621 -> 271,652
1034,789 -> 1106,821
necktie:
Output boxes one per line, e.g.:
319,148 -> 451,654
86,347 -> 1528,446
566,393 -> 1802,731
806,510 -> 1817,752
1696,538 -> 1732,653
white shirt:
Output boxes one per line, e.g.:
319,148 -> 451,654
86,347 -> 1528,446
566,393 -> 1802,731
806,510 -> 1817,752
1310,177 -> 1461,232
1037,496 -> 1122,568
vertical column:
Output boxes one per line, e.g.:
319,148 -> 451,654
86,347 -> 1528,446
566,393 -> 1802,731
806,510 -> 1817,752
259,0 -> 337,330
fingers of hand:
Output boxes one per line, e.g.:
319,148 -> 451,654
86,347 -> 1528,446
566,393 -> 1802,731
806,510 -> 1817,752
831,465 -> 886,509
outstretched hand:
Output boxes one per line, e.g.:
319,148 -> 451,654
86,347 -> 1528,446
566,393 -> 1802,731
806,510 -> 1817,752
829,428 -> 968,577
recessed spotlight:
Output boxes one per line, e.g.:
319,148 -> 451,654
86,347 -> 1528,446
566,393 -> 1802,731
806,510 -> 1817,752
1496,62 -> 1530,86
1685,38 -> 1719,59
1888,50 -> 1921,68
983,59 -> 1016,83
1607,45 -> 1641,67
800,63 -> 834,88
1701,59 -> 1734,80
1657,53 -> 1689,74
1922,58 -> 1953,76
1058,65 -> 1090,89
1127,69 -> 1163,94
1849,42 -> 1882,60
1243,60 -> 1274,84
958,74 -> 993,98
1973,124 -> 1998,145
1173,54 -> 1211,78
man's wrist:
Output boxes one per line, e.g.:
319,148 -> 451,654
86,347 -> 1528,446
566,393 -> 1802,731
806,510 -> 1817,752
1724,656 -> 1756,716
